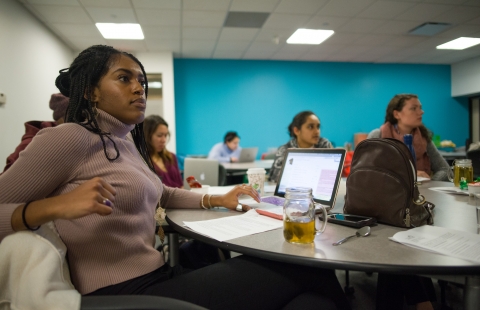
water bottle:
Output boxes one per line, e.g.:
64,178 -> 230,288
403,134 -> 416,164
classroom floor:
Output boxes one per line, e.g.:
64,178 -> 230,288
335,270 -> 465,310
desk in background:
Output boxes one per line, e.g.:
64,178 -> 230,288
221,159 -> 273,185
438,150 -> 466,166
167,180 -> 480,309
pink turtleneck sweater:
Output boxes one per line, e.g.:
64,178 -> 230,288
0,110 -> 202,294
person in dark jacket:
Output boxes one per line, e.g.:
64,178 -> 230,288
3,93 -> 68,173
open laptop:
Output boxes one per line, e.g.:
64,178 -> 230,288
237,147 -> 258,163
247,148 -> 346,215
183,158 -> 219,189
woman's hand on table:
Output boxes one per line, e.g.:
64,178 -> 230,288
209,184 -> 260,212
417,170 -> 430,179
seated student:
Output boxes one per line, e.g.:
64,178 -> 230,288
3,93 -> 68,173
0,45 -> 350,310
208,131 -> 242,163
369,94 -> 438,310
143,115 -> 183,188
144,114 -> 228,268
268,111 -> 332,183
367,94 -> 449,181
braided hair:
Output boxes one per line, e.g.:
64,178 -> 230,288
55,45 -> 154,171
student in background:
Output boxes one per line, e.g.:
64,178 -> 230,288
3,93 -> 68,173
367,93 -> 449,181
0,45 -> 350,310
143,115 -> 183,188
368,94 -> 438,310
268,111 -> 333,183
208,131 -> 242,163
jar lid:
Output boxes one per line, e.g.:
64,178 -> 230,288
246,168 -> 266,174
455,159 -> 472,166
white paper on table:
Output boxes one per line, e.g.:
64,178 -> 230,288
428,187 -> 469,195
183,209 -> 283,242
264,184 -> 276,193
206,186 -> 236,195
417,176 -> 431,182
390,226 -> 480,263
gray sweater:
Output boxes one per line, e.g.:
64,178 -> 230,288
367,129 -> 450,181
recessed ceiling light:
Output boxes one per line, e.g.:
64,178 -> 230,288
436,37 -> 480,50
287,29 -> 334,45
96,23 -> 144,40
149,81 -> 162,89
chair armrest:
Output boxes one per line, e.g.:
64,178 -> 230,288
81,295 -> 208,310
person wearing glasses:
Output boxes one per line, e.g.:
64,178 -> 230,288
367,94 -> 449,181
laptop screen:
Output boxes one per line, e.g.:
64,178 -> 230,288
274,148 -> 346,207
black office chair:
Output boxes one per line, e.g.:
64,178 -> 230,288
466,149 -> 480,179
218,164 -> 227,186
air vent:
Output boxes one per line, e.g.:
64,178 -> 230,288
224,12 -> 270,28
408,22 -> 451,36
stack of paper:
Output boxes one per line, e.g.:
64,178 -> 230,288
184,210 -> 283,242
390,226 -> 480,263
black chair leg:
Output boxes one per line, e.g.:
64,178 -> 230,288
344,270 -> 355,297
438,280 -> 453,310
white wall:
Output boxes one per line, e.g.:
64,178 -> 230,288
136,52 -> 176,153
0,0 -> 73,165
452,56 -> 480,97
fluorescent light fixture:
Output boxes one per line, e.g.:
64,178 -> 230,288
96,23 -> 144,40
436,37 -> 480,50
287,29 -> 334,45
149,81 -> 162,89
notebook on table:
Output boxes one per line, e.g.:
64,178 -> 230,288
237,147 -> 258,163
245,148 -> 346,219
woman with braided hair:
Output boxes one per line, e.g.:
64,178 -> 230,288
0,45 -> 350,310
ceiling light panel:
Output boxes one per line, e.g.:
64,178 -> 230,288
436,37 -> 480,50
287,29 -> 334,45
96,23 -> 144,39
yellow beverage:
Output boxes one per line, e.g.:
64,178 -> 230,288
283,219 -> 315,244
453,165 -> 473,187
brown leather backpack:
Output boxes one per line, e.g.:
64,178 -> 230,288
344,138 -> 434,228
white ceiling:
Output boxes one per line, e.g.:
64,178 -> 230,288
17,0 -> 480,64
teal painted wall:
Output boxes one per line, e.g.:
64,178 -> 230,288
174,59 -> 468,158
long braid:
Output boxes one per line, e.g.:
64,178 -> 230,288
55,45 -> 154,171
